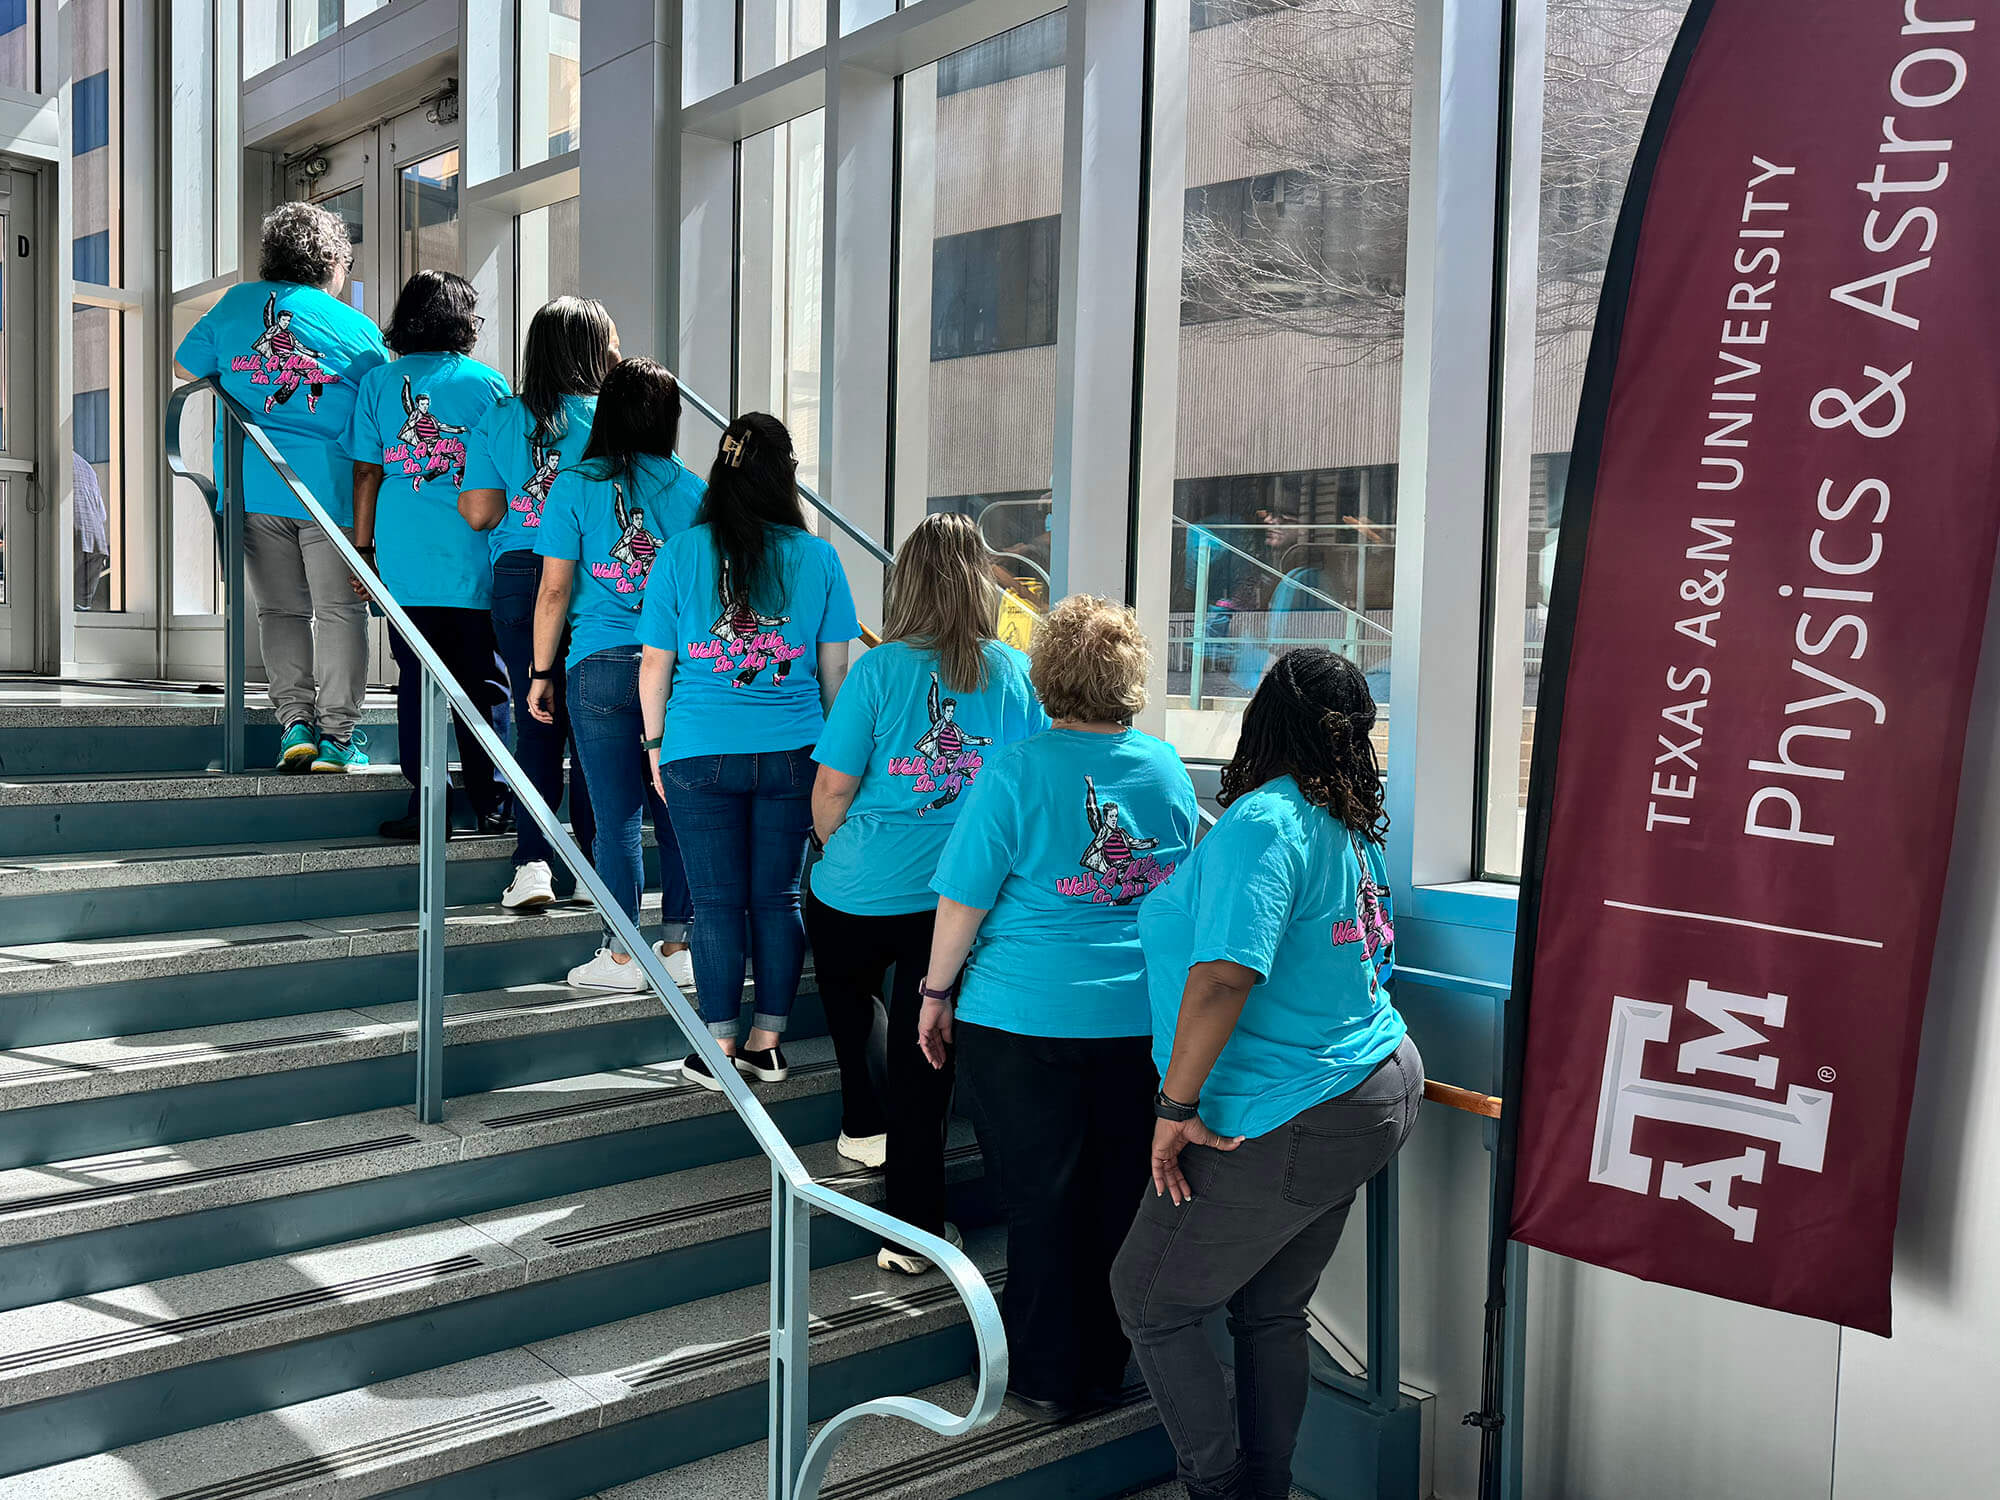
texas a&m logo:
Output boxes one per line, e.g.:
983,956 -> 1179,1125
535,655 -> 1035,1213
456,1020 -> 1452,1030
1590,979 -> 1832,1244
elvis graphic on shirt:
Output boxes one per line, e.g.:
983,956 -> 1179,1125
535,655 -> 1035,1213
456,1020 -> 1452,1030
247,293 -> 335,414
1076,774 -> 1166,905
396,378 -> 471,490
704,561 -> 796,687
512,441 -> 562,528
907,672 -> 994,813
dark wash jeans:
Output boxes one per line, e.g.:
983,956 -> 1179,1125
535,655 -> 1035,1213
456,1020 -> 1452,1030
388,605 -> 511,823
803,890 -> 952,1236
659,747 -> 815,1039
1112,1035 -> 1423,1500
491,549 -> 595,879
956,1020 -> 1157,1404
566,646 -> 692,954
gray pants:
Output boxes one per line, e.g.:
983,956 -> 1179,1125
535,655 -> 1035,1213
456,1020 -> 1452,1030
1111,1035 -> 1424,1500
242,513 -> 368,741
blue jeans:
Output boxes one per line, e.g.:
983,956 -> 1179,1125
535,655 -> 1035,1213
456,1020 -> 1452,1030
492,550 -> 595,880
566,646 -> 691,954
659,747 -> 814,1039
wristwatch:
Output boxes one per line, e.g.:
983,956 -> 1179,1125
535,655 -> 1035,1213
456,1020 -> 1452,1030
1154,1088 -> 1200,1123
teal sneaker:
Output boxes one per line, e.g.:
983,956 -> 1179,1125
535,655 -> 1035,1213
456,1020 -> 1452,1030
278,722 -> 319,773
311,729 -> 370,773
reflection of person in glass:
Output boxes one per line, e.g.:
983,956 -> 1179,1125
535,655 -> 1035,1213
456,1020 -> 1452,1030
72,451 -> 110,611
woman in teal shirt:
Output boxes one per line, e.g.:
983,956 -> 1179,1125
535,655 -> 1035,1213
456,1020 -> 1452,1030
528,358 -> 705,994
639,414 -> 860,1092
459,297 -> 618,909
808,513 -> 1047,1270
916,595 -> 1196,1421
1111,647 -> 1422,1500
344,271 -> 513,835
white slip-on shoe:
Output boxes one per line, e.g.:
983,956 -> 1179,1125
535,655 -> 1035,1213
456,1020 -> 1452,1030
501,861 -> 556,911
878,1223 -> 963,1276
837,1132 -> 887,1169
567,947 -> 647,992
652,941 -> 696,993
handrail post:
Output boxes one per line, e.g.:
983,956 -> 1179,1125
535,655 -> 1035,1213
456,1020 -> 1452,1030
1189,538 -> 1211,711
222,419 -> 247,775
1364,1158 -> 1400,1413
770,1167 -> 810,1498
415,667 -> 449,1123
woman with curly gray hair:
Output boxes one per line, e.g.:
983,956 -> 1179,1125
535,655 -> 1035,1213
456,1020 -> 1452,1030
174,202 -> 389,772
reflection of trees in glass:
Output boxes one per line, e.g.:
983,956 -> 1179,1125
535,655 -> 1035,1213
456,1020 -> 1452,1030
1179,0 -> 1687,360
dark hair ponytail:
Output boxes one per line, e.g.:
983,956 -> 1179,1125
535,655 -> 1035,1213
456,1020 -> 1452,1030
520,297 -> 618,445
696,413 -> 807,615
576,357 -> 682,485
1218,647 -> 1387,842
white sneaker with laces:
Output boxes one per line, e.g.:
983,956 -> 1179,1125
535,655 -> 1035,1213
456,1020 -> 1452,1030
652,941 -> 696,993
568,947 -> 646,992
501,861 -> 556,911
878,1223 -> 963,1276
837,1132 -> 887,1169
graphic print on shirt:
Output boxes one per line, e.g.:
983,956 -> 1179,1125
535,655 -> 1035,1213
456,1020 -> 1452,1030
385,378 -> 471,491
887,672 -> 997,814
1330,847 -> 1395,994
586,482 -> 661,601
511,440 -> 562,529
694,561 -> 802,688
236,292 -> 337,415
1057,774 -> 1175,906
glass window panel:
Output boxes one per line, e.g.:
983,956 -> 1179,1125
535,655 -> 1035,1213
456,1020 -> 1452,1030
244,1 -> 282,78
1480,0 -> 1690,877
0,477 -> 10,604
171,296 -> 221,616
740,0 -> 827,85
73,0 -> 120,287
73,304 -> 123,613
399,149 -> 461,281
898,12 -> 1066,616
519,1 -> 581,168
737,112 -> 824,492
315,181 -> 367,309
1164,0 -> 1408,760
171,0 -> 216,290
0,0 -> 37,94
347,0 -> 389,19
291,0 -> 339,53
516,198 -> 582,345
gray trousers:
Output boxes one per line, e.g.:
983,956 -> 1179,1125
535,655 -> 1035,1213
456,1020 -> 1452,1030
1112,1035 -> 1423,1500
242,513 -> 369,740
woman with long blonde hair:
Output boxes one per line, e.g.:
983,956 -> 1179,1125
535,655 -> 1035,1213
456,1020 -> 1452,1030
807,512 -> 1047,1271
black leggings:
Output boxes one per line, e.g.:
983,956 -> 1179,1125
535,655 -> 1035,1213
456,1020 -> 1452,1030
804,890 -> 953,1237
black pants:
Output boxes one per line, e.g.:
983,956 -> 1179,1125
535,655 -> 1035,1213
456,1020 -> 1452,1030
804,891 -> 952,1236
389,604 -> 511,822
1111,1036 -> 1424,1500
956,1019 -> 1156,1404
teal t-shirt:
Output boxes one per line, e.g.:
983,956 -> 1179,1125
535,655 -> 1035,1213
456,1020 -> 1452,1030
462,393 -> 598,562
639,525 -> 863,763
174,280 -> 389,525
535,453 -> 706,670
811,639 -> 1049,917
1137,776 -> 1405,1140
934,727 -> 1197,1039
343,352 -> 510,608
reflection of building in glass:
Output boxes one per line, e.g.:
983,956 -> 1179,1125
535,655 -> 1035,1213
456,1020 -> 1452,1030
73,0 -> 121,612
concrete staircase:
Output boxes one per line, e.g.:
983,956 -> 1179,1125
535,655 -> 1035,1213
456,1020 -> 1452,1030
0,695 -> 1179,1499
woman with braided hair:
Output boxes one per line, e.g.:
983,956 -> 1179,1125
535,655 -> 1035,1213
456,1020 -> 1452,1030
1111,646 -> 1422,1500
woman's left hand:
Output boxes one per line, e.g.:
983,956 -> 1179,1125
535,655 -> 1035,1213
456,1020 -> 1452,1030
1150,1114 -> 1244,1207
916,996 -> 954,1070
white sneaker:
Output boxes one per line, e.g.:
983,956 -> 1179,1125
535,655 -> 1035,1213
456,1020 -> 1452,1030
879,1223 -> 963,1276
838,1132 -> 887,1169
652,941 -> 696,993
567,948 -> 646,992
501,861 -> 556,911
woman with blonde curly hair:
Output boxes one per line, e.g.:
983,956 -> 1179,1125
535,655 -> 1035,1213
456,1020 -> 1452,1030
917,594 -> 1197,1421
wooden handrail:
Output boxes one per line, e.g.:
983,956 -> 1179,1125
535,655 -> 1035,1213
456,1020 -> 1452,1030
1425,1079 -> 1502,1118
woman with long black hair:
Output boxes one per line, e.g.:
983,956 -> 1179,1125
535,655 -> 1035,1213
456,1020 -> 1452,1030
527,357 -> 704,992
638,414 -> 860,1090
1111,646 -> 1422,1500
461,297 -> 619,907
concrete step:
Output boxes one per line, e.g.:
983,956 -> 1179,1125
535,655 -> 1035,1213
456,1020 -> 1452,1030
0,1124 -> 987,1476
600,1374 -> 1171,1500
0,1232 -> 1006,1500
0,1038 -> 847,1313
0,696 -> 399,776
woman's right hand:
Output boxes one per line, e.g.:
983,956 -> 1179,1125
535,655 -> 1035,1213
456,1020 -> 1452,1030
648,747 -> 665,800
917,996 -> 955,1070
526,677 -> 556,725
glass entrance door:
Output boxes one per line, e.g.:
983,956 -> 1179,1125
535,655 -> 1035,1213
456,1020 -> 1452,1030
0,170 -> 41,670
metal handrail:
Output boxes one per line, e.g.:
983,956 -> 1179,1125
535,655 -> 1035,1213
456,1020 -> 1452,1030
1176,515 -> 1393,640
164,376 -> 1005,1500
